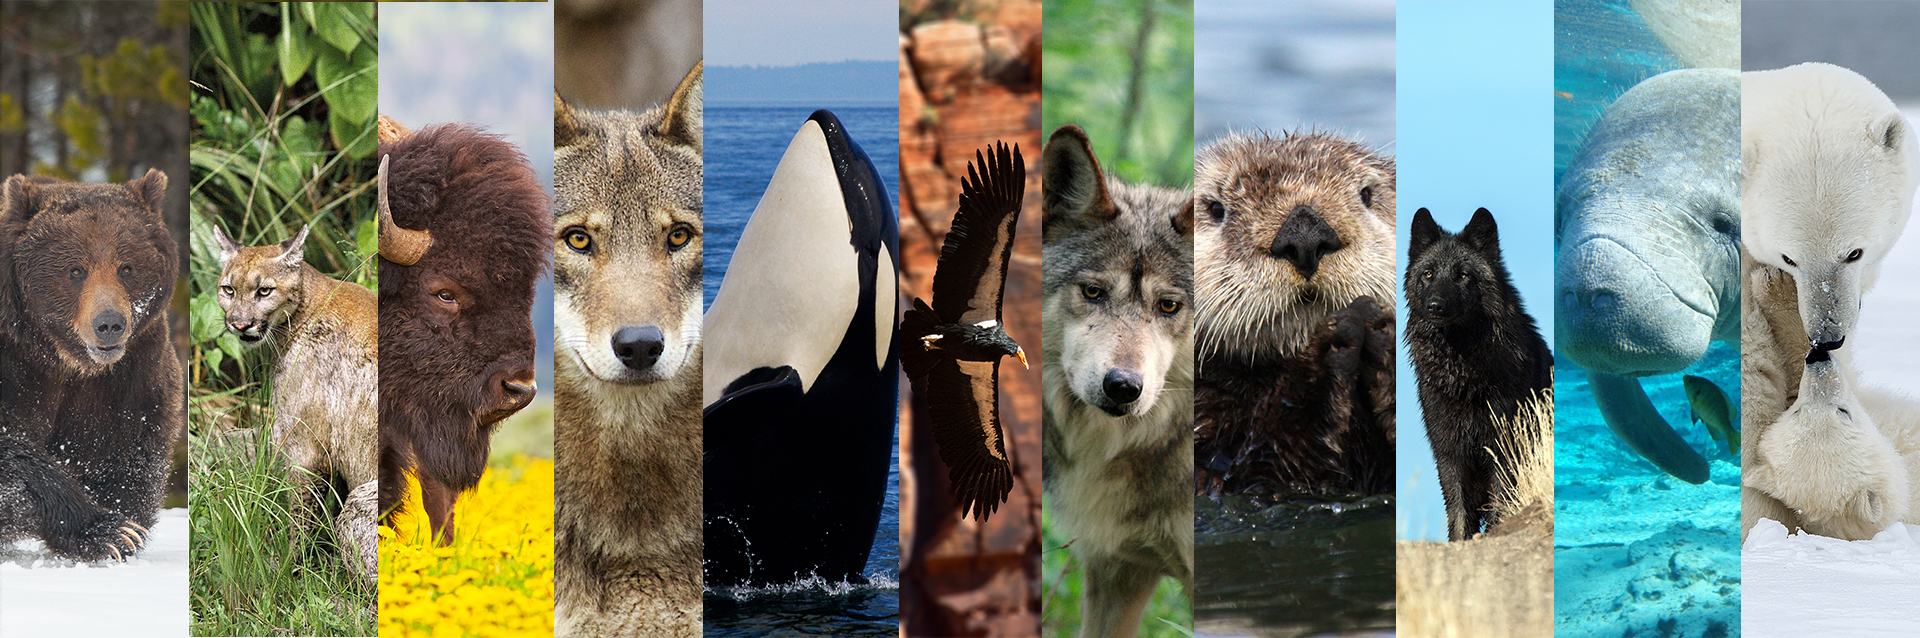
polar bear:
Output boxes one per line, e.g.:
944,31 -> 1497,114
1742,62 -> 1920,540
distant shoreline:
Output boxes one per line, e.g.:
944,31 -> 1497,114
708,60 -> 896,104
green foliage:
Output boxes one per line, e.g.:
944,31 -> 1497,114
8,3 -> 189,181
1042,0 -> 1194,187
191,2 -> 376,160
1043,510 -> 1192,638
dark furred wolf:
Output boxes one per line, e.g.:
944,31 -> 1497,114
1405,207 -> 1552,541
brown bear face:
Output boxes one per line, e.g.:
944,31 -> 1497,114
1,170 -> 176,374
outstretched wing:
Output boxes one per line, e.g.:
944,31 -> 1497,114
930,142 -> 1024,325
921,358 -> 1013,521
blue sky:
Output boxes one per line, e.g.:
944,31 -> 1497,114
1395,0 -> 1555,542
704,0 -> 897,67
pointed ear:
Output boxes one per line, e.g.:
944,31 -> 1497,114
127,169 -> 167,222
277,224 -> 310,268
555,93 -> 587,150
211,223 -> 242,266
1462,207 -> 1500,255
659,61 -> 702,152
1041,124 -> 1116,241
1172,198 -> 1193,237
1408,207 -> 1440,260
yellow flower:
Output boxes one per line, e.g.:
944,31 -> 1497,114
379,455 -> 555,637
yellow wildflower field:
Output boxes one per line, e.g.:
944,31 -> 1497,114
379,455 -> 555,637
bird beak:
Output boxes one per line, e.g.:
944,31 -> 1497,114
1013,348 -> 1029,369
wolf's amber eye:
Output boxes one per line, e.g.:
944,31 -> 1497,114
1782,254 -> 1797,267
1422,270 -> 1432,280
667,223 -> 693,250
564,229 -> 592,253
1081,284 -> 1104,300
1158,299 -> 1182,315
1847,248 -> 1864,263
1360,186 -> 1374,208
220,285 -> 234,297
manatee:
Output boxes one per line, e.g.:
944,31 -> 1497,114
1556,68 -> 1741,484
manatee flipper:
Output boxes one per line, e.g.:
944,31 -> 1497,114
1589,371 -> 1710,484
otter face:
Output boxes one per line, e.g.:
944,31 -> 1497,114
1194,131 -> 1395,362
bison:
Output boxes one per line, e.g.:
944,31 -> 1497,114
376,121 -> 551,543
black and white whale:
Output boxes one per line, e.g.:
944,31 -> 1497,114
702,110 -> 899,587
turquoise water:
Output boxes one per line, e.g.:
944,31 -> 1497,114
1553,1 -> 1740,635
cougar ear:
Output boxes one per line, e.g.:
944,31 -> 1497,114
1041,124 -> 1116,242
277,224 -> 310,268
659,61 -> 702,153
555,93 -> 587,150
211,223 -> 242,266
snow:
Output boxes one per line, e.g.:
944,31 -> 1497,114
0,508 -> 188,637
1743,518 -> 1920,637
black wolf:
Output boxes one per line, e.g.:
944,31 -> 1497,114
1405,207 -> 1552,541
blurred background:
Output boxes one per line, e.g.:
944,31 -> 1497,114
898,0 -> 1043,636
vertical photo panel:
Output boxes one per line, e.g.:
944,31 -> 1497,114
1553,0 -> 1741,635
551,0 -> 703,635
1039,0 -> 1193,636
1396,0 -> 1552,635
1,1 -> 190,635
1191,1 -> 1394,636
897,0 -> 1045,636
375,2 -> 557,636
700,0 -> 901,634
1742,2 -> 1920,634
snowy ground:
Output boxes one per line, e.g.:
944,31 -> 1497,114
0,508 -> 188,637
1738,107 -> 1920,637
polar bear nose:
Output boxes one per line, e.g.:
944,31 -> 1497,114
1270,206 -> 1344,278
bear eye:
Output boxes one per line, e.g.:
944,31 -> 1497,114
1782,254 -> 1797,267
70,267 -> 85,280
256,287 -> 273,298
1360,186 -> 1374,208
1205,200 -> 1225,221
219,285 -> 234,297
1081,283 -> 1104,301
563,228 -> 592,253
667,223 -> 693,250
119,264 -> 133,276
1158,299 -> 1182,315
1846,248 -> 1864,263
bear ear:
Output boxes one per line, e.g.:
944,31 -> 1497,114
1408,207 -> 1439,259
658,61 -> 702,153
1881,113 -> 1907,152
277,224 -> 310,267
555,93 -> 587,150
1041,124 -> 1117,242
127,169 -> 167,221
210,223 -> 242,266
3,174 -> 40,224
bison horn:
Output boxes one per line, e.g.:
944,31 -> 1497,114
378,114 -> 413,144
377,155 -> 432,266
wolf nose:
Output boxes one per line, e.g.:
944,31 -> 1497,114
612,326 -> 666,371
1270,206 -> 1344,278
1424,299 -> 1448,317
93,310 -> 127,343
1103,369 -> 1143,405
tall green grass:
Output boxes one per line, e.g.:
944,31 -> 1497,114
1042,510 -> 1193,638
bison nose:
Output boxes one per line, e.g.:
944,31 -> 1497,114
612,326 -> 666,371
93,310 -> 127,344
1270,206 -> 1344,278
500,371 -> 537,413
1103,369 -> 1143,405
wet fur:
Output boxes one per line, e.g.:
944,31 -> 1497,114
553,64 -> 704,636
0,171 -> 182,561
1039,125 -> 1193,638
1191,131 -> 1396,497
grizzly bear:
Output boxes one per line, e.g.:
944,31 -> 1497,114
0,170 -> 184,562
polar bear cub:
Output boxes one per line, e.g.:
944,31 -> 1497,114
1747,357 -> 1909,540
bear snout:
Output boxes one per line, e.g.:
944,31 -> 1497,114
93,310 -> 127,344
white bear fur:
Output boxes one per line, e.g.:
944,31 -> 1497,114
1742,62 -> 1920,541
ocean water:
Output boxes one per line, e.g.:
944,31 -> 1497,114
1554,2 -> 1739,635
700,103 -> 902,636
1194,495 -> 1395,637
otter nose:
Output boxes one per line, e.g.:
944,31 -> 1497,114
93,310 -> 127,344
612,326 -> 666,371
1270,206 -> 1345,278
1103,369 -> 1142,405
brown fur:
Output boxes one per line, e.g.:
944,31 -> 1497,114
0,170 -> 182,561
377,123 -> 552,543
552,64 -> 704,636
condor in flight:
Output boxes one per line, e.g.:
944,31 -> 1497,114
902,141 -> 1029,522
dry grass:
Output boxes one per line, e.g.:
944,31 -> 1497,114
1396,391 -> 1554,638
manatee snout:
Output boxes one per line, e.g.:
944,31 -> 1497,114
1556,236 -> 1715,376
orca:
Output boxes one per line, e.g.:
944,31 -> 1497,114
702,110 -> 900,587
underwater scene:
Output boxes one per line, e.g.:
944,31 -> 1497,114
1553,0 -> 1741,636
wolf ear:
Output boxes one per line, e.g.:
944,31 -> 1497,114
1041,124 -> 1116,242
659,61 -> 703,153
277,224 -> 310,268
127,168 -> 167,222
1462,207 -> 1500,256
1172,198 -> 1193,237
555,93 -> 586,150
211,223 -> 242,266
1409,207 -> 1440,259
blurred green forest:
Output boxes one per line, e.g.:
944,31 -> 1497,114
1042,0 -> 1193,187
